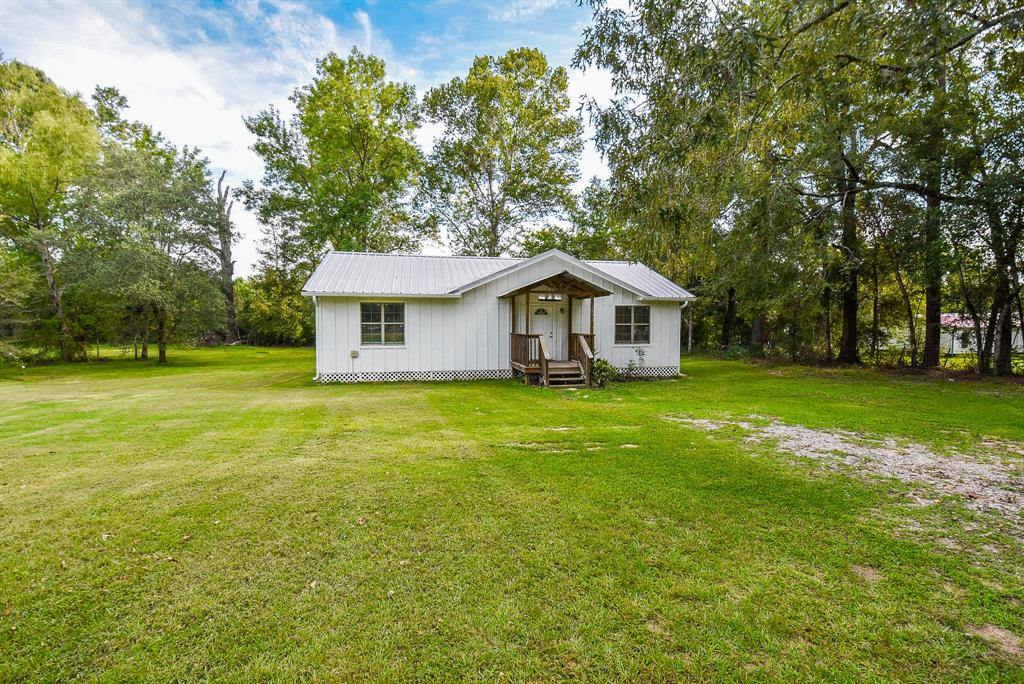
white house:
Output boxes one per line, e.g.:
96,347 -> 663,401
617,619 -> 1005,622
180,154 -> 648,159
301,248 -> 695,385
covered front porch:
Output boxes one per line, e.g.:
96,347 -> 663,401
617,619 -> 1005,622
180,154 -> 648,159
505,271 -> 610,387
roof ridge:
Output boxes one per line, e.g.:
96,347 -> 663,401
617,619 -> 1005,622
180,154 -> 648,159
327,250 -> 521,260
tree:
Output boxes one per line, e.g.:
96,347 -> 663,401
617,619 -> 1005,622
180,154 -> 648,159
240,49 -> 427,258
212,171 -> 238,342
0,60 -> 99,360
575,0 -> 1022,370
69,93 -> 224,363
420,47 -> 583,256
519,178 -> 623,259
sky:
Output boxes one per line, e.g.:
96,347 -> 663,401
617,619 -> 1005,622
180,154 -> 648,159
0,0 -> 616,275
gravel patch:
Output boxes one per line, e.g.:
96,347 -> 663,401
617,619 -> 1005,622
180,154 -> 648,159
664,415 -> 1024,529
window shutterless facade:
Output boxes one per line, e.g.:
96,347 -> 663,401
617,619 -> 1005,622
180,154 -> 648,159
360,302 -> 405,345
614,305 -> 650,344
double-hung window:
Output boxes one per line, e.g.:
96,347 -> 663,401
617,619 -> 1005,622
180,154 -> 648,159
614,305 -> 650,344
360,303 -> 405,346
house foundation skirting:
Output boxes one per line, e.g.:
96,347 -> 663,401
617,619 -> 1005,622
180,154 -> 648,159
615,366 -> 680,379
314,366 -> 680,383
315,369 -> 515,383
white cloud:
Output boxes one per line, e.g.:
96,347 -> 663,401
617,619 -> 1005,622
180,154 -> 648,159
567,67 -> 614,188
489,0 -> 559,22
354,9 -> 373,53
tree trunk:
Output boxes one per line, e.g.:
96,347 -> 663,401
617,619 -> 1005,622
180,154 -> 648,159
957,260 -> 984,375
837,168 -> 860,364
1017,293 -> 1024,361
921,66 -> 946,368
981,287 -> 1001,374
894,264 -> 917,367
141,310 -> 150,360
749,314 -> 766,355
994,293 -> 1014,376
156,309 -> 168,364
921,193 -> 942,368
36,237 -> 75,362
823,285 -> 833,363
871,251 -> 880,363
721,287 -> 736,349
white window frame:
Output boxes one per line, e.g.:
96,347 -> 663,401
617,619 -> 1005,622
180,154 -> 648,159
360,302 -> 405,347
614,305 -> 651,345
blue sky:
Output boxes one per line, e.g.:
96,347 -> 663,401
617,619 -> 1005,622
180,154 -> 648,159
1,0 -> 615,273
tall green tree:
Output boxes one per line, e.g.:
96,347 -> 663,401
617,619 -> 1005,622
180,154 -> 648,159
240,48 -> 427,258
69,92 -> 223,363
420,47 -> 583,256
0,60 -> 99,360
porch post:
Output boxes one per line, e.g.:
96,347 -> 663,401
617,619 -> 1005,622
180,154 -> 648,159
589,296 -> 595,336
526,296 -> 531,335
567,294 -> 573,335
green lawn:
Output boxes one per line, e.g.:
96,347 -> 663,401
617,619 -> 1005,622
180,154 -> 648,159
2,347 -> 1023,681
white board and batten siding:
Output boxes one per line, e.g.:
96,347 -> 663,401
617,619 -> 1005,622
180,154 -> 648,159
304,249 -> 695,382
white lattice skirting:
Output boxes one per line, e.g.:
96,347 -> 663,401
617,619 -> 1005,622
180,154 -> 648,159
314,366 -> 679,384
615,366 -> 680,379
315,369 -> 514,384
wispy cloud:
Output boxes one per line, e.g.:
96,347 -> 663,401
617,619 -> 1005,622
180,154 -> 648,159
488,0 -> 559,22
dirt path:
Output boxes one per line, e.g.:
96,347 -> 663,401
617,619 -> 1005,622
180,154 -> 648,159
664,414 -> 1024,533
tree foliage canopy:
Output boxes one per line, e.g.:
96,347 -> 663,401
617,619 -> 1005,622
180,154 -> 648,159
420,47 -> 583,256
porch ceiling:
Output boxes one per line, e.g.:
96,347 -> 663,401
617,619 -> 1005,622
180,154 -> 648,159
498,270 -> 613,298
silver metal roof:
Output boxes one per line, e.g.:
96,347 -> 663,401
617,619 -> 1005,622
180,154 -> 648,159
302,250 -> 695,301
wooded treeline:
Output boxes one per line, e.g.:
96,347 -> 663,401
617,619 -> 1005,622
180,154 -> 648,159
2,1 -> 1021,373
576,0 -> 1023,374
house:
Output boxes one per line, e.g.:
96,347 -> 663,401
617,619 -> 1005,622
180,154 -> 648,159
301,248 -> 695,385
941,313 -> 1023,355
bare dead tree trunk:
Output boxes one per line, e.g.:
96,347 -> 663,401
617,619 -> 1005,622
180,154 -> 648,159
216,171 -> 239,343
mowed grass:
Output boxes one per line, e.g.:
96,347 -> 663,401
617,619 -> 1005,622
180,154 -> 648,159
1,347 -> 1023,682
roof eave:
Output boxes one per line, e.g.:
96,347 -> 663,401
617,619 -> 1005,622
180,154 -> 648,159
640,295 -> 697,302
301,291 -> 463,299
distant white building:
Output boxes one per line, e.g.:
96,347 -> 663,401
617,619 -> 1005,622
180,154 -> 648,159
941,313 -> 1023,354
301,249 -> 695,385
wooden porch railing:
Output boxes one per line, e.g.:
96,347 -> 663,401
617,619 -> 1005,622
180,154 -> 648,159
569,333 -> 595,386
538,337 -> 551,386
510,333 -> 542,369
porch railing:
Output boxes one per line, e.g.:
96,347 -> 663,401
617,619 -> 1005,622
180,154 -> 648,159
510,333 -> 542,368
538,337 -> 551,386
569,333 -> 595,386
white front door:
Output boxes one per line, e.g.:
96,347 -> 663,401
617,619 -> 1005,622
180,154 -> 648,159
529,296 -> 567,359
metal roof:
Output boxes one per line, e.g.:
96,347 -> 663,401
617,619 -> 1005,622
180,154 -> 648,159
302,250 -> 695,301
